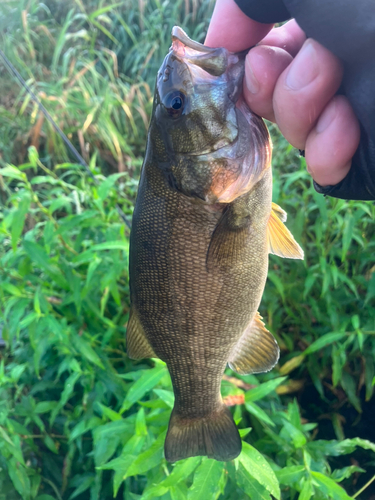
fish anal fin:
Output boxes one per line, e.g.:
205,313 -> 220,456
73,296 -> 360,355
165,404 -> 241,462
267,204 -> 304,259
126,307 -> 157,360
206,207 -> 250,271
228,312 -> 279,375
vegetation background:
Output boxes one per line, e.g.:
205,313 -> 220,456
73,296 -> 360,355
0,0 -> 375,499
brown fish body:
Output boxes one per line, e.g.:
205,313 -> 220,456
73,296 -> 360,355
128,27 -> 303,462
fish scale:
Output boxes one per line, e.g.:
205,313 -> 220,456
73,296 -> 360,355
127,26 -> 303,462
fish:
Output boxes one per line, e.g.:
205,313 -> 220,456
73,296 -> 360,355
127,26 -> 304,463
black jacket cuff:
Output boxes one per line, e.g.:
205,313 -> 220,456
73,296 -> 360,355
234,0 -> 290,23
313,131 -> 375,200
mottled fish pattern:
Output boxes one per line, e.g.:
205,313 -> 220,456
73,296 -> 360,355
127,27 -> 303,462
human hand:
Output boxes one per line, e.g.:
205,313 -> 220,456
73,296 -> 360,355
205,0 -> 361,187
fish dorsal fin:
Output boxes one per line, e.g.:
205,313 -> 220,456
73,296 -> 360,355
228,312 -> 279,375
127,307 -> 157,360
267,203 -> 304,259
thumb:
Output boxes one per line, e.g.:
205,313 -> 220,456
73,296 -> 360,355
205,0 -> 273,51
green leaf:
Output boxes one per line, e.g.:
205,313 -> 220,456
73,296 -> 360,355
282,421 -> 307,448
73,240 -> 129,264
105,452 -> 141,497
303,332 -> 347,355
2,433 -> 25,464
332,345 -> 346,387
22,240 -> 68,289
341,371 -> 362,412
245,401 -> 275,427
341,215 -> 356,261
299,478 -> 313,500
93,420 -> 132,466
84,257 -> 102,289
311,471 -> 352,500
135,407 -> 147,436
68,474 -> 95,500
50,372 -> 80,425
35,401 -> 58,414
0,425 -> 15,446
245,377 -> 287,402
276,465 -> 306,486
11,194 -> 31,251
153,388 -> 175,408
88,2 -> 123,20
73,336 -> 104,369
69,417 -> 101,442
125,431 -> 166,478
307,438 -> 375,457
170,484 -> 189,500
140,456 -> 202,500
96,403 -> 122,421
231,462 -> 272,500
239,442 -> 280,499
43,434 -> 59,454
0,282 -> 25,297
10,364 -> 26,383
22,240 -> 52,269
0,165 -> 27,181
267,271 -> 285,301
7,458 -> 31,500
164,457 -> 201,488
187,458 -> 224,500
97,173 -> 126,200
121,365 -> 166,412
331,466 -> 365,482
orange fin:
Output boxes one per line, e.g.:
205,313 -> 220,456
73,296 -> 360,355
228,312 -> 279,375
271,202 -> 287,222
267,203 -> 304,259
165,404 -> 241,462
126,307 -> 157,360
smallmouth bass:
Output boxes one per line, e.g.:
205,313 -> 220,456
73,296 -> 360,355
127,27 -> 303,462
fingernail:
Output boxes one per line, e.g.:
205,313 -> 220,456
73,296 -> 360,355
285,40 -> 318,90
245,55 -> 260,94
316,98 -> 337,133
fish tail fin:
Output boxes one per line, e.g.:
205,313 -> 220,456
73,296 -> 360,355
164,404 -> 241,462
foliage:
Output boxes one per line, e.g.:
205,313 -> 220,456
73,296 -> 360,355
0,0 -> 213,168
0,1 -> 375,500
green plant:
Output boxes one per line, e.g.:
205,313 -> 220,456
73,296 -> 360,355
0,0 -> 214,167
1,146 -> 375,499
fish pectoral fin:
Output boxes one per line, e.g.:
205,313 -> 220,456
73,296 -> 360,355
267,203 -> 304,259
126,307 -> 157,360
271,201 -> 287,222
206,207 -> 250,271
228,312 -> 279,375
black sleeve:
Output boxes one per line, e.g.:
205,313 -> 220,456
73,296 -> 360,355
234,0 -> 290,23
233,0 -> 375,201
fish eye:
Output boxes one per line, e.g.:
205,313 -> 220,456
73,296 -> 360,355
163,91 -> 186,118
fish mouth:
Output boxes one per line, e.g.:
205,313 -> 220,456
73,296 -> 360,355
171,26 -> 234,77
170,26 -> 247,106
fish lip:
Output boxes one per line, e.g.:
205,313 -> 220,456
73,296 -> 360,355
171,26 -> 250,59
171,26 -> 216,54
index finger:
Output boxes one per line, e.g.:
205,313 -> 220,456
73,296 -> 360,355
205,0 -> 274,52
